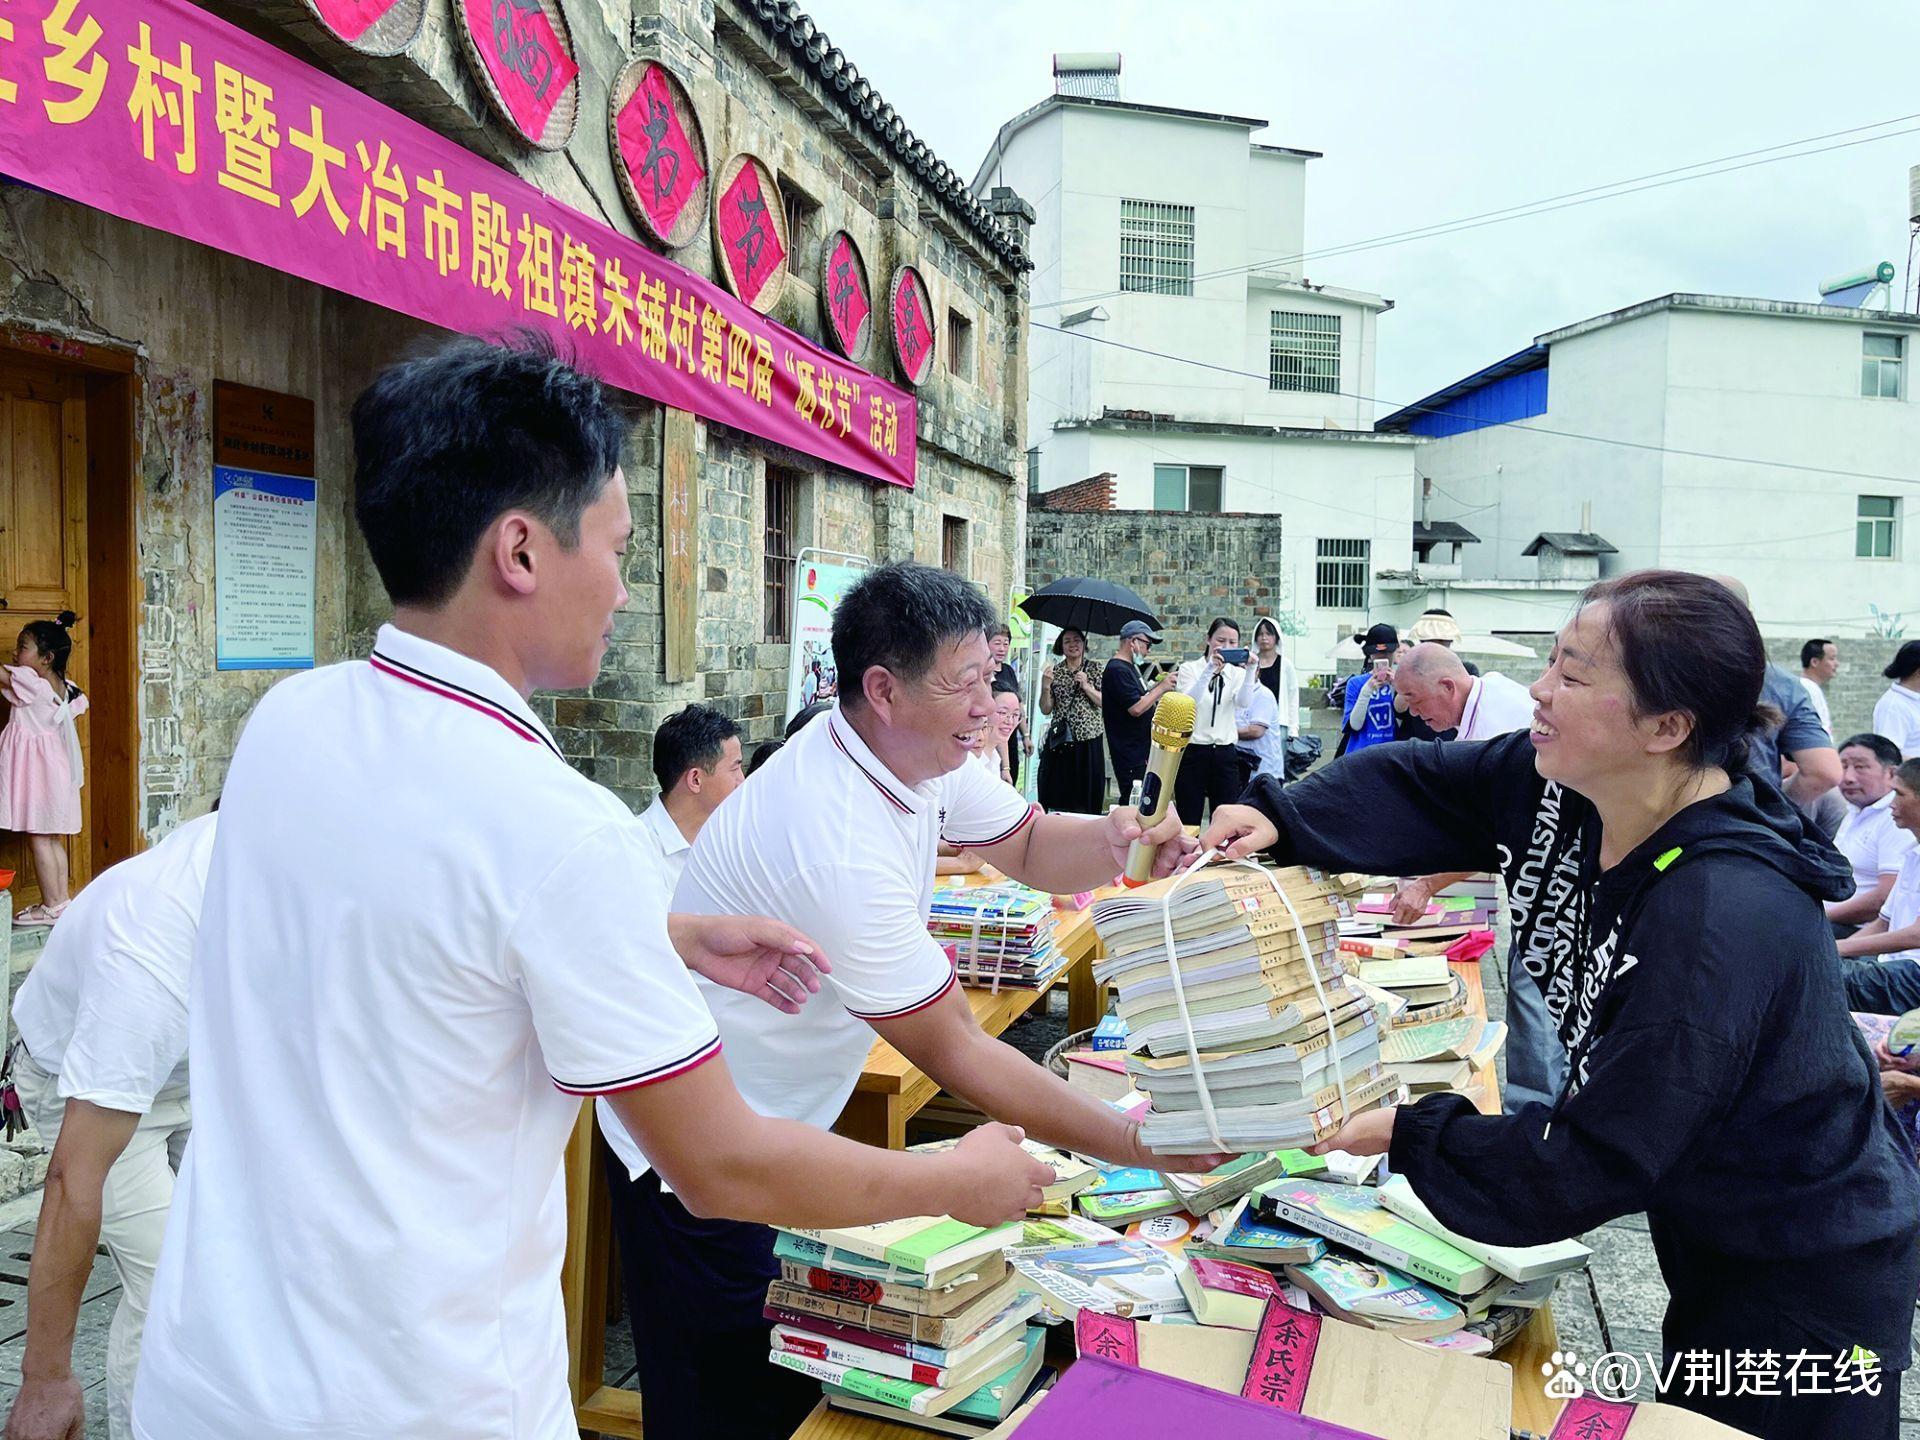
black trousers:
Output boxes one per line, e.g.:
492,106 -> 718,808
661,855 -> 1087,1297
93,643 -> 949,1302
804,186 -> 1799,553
1678,1362 -> 1901,1440
603,1156 -> 819,1440
1110,747 -> 1147,808
1174,742 -> 1244,827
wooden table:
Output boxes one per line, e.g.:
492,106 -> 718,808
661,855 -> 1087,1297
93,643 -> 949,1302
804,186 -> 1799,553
789,953 -> 1565,1440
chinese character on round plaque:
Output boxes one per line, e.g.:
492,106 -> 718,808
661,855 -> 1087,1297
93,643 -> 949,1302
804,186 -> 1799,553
712,153 -> 788,315
889,264 -> 936,387
820,230 -> 873,365
608,58 -> 709,252
303,0 -> 425,55
456,0 -> 581,152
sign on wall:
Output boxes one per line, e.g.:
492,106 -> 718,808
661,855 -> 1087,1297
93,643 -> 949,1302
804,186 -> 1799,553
662,408 -> 698,684
610,58 -> 707,250
456,0 -> 580,151
890,265 -> 936,387
821,230 -> 872,365
784,554 -> 868,722
212,382 -> 317,671
304,0 -> 424,56
713,153 -> 787,315
0,0 -> 917,488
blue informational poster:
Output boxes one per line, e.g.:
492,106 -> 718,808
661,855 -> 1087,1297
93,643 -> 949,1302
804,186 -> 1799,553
213,465 -> 318,671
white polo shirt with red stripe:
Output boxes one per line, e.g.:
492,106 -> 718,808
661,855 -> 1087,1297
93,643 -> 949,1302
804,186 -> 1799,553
671,708 -> 1036,1135
132,625 -> 719,1440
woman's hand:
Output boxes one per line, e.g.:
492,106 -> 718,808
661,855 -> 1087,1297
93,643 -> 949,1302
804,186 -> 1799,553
1307,1106 -> 1397,1157
1196,803 -> 1279,861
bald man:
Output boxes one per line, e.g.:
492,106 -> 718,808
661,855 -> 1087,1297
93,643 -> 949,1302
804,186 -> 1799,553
1392,643 -> 1533,742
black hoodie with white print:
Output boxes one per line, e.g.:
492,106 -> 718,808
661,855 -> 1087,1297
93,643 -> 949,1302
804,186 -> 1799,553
1239,731 -> 1920,1427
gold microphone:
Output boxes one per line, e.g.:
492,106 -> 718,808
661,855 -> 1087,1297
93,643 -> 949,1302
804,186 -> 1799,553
1123,691 -> 1196,886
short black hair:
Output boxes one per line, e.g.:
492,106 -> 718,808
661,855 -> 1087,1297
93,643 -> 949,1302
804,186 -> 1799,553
1886,641 -> 1920,683
1840,733 -> 1904,769
785,699 -> 835,738
832,562 -> 995,707
1801,638 -> 1834,668
746,738 -> 785,776
351,335 -> 627,607
652,704 -> 741,793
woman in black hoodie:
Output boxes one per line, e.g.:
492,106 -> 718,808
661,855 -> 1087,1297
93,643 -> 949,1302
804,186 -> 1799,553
1201,570 -> 1920,1440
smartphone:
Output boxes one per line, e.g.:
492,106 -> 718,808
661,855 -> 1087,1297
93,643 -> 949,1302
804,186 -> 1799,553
1219,647 -> 1250,665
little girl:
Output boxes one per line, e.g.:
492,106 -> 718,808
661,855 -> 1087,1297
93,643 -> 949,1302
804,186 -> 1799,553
0,613 -> 86,925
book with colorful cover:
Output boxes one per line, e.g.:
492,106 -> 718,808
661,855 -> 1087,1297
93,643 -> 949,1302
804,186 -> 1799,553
769,1289 -> 1041,1384
1375,1174 -> 1591,1282
1014,1212 -> 1122,1249
1005,1238 -> 1189,1318
764,1270 -> 1024,1348
1177,1256 -> 1288,1329
778,1216 -> 1021,1277
1081,1165 -> 1167,1198
1284,1253 -> 1464,1339
1125,1211 -> 1210,1254
823,1327 -> 1050,1432
1252,1178 -> 1494,1295
1185,1195 -> 1326,1268
768,1334 -> 1026,1418
1077,1187 -> 1186,1224
773,1233 -> 1006,1301
1160,1151 -> 1287,1214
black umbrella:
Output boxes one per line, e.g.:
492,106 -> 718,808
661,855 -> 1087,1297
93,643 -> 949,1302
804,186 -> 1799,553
1018,577 -> 1160,637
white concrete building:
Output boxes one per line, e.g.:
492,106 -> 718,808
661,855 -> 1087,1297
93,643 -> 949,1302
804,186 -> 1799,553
1377,293 -> 1920,641
972,56 -> 1420,657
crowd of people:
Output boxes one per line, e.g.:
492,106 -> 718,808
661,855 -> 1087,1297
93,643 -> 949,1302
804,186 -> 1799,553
4,335 -> 1919,1440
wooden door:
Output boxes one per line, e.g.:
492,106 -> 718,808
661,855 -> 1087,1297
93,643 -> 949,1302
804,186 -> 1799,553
0,359 -> 91,905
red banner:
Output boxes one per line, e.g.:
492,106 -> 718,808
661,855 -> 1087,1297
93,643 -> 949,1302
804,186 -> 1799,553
0,0 -> 916,487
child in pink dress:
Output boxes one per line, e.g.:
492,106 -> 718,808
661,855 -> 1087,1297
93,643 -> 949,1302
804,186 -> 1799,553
0,612 -> 86,925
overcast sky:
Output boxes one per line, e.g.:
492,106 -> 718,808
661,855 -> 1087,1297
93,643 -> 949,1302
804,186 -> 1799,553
819,0 -> 1920,407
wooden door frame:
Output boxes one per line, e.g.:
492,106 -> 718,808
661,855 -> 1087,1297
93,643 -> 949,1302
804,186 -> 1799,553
0,329 -> 141,873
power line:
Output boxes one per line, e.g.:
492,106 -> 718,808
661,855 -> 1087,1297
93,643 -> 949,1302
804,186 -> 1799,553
1039,113 -> 1920,312
1029,320 -> 1920,489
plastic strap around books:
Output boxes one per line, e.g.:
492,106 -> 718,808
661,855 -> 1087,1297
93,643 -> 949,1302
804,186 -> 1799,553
961,893 -> 1005,995
1228,857 -> 1352,1123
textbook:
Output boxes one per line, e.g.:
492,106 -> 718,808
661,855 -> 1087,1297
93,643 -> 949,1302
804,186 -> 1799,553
778,1216 -> 1022,1279
768,1334 -> 1026,1418
1139,1065 -> 1402,1154
1076,1187 -> 1187,1225
1284,1253 -> 1465,1339
764,1271 -> 1029,1349
1253,1179 -> 1495,1295
1185,1195 -> 1326,1268
1123,981 -> 1373,1057
1159,1151 -> 1288,1215
769,1289 -> 1041,1385
1381,1016 -> 1505,1066
1355,954 -> 1452,990
1004,1237 -> 1189,1318
911,1137 -> 1097,1210
1081,1165 -> 1169,1198
773,1232 -> 1007,1298
1376,1175 -> 1592,1282
823,1327 -> 1050,1435
1014,1212 -> 1122,1249
1176,1256 -> 1288,1329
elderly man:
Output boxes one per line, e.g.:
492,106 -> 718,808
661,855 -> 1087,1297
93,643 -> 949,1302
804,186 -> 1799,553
1103,619 -> 1174,805
651,560 -> 1208,1440
1827,733 -> 1916,933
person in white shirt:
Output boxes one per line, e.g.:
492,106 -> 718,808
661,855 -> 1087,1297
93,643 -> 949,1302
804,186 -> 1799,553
1234,681 -> 1286,786
1249,617 -> 1301,745
130,340 -> 1050,1440
1827,733 -> 1918,931
657,561 -> 1209,1440
1840,760 -> 1920,964
1799,638 -> 1837,737
1875,641 -> 1920,761
4,810 -> 215,1440
1174,617 -> 1260,825
1392,643 -> 1536,746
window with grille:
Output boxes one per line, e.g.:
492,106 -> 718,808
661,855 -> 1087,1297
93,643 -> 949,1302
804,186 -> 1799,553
1858,495 -> 1898,558
1271,311 -> 1342,393
942,515 -> 968,576
1119,199 -> 1195,296
1863,333 -> 1904,399
781,179 -> 819,279
763,468 -> 801,641
1316,538 -> 1370,609
946,309 -> 975,381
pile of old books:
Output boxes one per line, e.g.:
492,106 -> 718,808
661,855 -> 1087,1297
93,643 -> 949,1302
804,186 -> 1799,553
927,882 -> 1065,989
1089,865 -> 1401,1153
766,1214 -> 1050,1432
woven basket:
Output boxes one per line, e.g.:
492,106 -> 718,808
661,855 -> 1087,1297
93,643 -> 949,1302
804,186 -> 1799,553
1042,1027 -> 1098,1081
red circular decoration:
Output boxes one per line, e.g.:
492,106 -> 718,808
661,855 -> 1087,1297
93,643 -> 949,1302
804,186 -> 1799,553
609,59 -> 709,251
889,265 -> 936,388
820,230 -> 873,365
456,0 -> 582,152
712,153 -> 789,315
304,0 -> 424,55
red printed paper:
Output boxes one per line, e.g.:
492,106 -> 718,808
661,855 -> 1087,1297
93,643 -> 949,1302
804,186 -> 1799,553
463,0 -> 578,141
1189,1257 -> 1284,1300
0,0 -> 915,487
310,0 -> 398,41
893,267 -> 934,382
616,63 -> 703,237
718,162 -> 785,306
1549,1395 -> 1639,1439
1240,1298 -> 1321,1412
1074,1311 -> 1140,1368
826,232 -> 871,355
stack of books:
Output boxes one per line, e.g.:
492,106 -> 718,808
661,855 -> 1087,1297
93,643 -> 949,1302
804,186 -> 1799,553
766,1217 -> 1047,1429
1088,866 -> 1402,1153
927,883 -> 1063,989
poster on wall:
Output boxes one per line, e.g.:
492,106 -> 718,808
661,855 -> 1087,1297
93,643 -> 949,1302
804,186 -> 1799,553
784,556 -> 869,722
214,467 -> 318,670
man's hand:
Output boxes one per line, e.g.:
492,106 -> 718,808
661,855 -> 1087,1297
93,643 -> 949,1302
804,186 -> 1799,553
1103,805 -> 1195,879
1196,803 -> 1279,862
1307,1106 -> 1397,1157
1390,877 -> 1435,927
667,914 -> 829,1014
937,1124 -> 1056,1225
5,1374 -> 83,1440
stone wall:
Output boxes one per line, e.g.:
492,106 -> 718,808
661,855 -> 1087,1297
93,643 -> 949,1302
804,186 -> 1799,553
1026,510 -> 1286,664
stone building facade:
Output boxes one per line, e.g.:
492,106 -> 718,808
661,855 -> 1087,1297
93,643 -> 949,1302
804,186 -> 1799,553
0,0 -> 1033,867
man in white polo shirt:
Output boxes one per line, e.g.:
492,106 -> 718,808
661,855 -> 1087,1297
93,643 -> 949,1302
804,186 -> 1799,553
5,808 -> 215,1440
642,561 -> 1210,1440
129,341 -> 1049,1440
1827,732 -> 1917,934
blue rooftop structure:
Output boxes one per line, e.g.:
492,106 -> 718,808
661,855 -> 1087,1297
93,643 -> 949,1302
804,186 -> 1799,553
1377,345 -> 1549,437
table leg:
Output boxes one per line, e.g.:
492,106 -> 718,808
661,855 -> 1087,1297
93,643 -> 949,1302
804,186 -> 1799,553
1068,955 -> 1102,1033
835,1092 -> 907,1150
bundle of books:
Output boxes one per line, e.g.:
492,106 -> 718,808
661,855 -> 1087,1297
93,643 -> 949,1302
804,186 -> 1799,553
766,1216 -> 1048,1430
926,882 -> 1064,989
1088,866 -> 1402,1153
